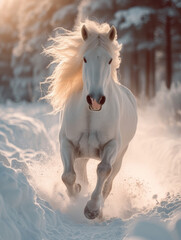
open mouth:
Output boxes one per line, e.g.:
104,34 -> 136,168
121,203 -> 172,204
88,99 -> 102,111
89,105 -> 102,111
87,96 -> 104,111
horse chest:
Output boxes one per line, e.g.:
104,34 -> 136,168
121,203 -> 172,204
63,100 -> 119,158
74,131 -> 101,158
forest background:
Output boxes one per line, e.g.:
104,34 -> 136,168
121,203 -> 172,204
0,0 -> 180,102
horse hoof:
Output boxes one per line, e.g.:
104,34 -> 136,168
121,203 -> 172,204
84,205 -> 100,220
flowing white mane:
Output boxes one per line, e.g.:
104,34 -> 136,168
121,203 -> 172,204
44,20 -> 122,113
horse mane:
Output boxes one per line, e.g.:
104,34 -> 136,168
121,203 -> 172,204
43,20 -> 122,113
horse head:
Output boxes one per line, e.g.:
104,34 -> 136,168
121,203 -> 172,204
81,25 -> 117,111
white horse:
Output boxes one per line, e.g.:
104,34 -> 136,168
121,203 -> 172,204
44,20 -> 137,219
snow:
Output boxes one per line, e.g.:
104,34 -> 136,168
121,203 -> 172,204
0,84 -> 181,240
113,7 -> 155,30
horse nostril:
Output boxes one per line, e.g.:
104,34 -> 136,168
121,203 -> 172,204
99,96 -> 106,105
86,95 -> 92,105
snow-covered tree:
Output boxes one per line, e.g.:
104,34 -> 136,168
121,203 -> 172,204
0,0 -> 79,102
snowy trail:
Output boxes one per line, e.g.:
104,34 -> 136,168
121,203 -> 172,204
0,85 -> 181,240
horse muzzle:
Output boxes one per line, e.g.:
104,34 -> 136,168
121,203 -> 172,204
86,95 -> 106,111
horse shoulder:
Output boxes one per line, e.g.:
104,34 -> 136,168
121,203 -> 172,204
119,84 -> 137,110
116,84 -> 138,148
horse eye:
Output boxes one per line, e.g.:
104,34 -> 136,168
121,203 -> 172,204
83,57 -> 87,63
109,58 -> 112,64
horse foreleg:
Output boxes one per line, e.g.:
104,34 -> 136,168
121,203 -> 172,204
84,140 -> 118,219
102,146 -> 128,199
74,158 -> 89,186
60,139 -> 81,197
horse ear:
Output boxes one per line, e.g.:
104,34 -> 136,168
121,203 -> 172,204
81,25 -> 88,41
108,26 -> 116,41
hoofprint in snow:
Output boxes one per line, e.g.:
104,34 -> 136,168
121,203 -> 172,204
0,84 -> 181,240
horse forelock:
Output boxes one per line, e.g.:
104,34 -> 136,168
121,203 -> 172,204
44,20 -> 122,113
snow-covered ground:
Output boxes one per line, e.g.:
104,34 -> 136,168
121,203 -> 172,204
0,84 -> 181,240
